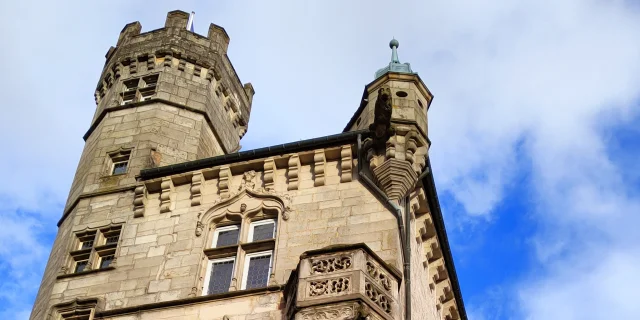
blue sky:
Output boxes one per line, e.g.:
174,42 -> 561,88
1,1 -> 640,319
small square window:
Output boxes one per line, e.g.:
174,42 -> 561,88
112,162 -> 128,175
99,255 -> 114,269
140,89 -> 155,101
203,258 -> 235,295
75,261 -> 88,273
248,219 -> 276,242
212,225 -> 240,248
80,240 -> 94,250
105,235 -> 119,245
143,74 -> 158,87
241,251 -> 272,290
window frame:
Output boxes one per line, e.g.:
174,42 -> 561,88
211,224 -> 240,248
240,250 -> 273,290
247,219 -> 277,243
202,256 -> 236,296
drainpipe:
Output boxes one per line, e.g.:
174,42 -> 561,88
356,134 -> 412,319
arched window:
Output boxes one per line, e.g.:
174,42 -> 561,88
198,188 -> 287,296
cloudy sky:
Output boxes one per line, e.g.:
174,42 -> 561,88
1,0 -> 639,319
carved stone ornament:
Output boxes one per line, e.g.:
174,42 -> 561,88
200,185 -> 292,231
364,281 -> 391,314
368,86 -> 395,143
311,256 -> 352,274
308,277 -> 351,297
366,261 -> 391,291
195,221 -> 204,237
299,305 -> 357,320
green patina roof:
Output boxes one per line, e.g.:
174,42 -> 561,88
375,39 -> 417,79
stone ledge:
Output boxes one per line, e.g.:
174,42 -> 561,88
57,266 -> 115,280
94,285 -> 284,317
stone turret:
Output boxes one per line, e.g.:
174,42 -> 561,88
345,39 -> 432,200
65,10 -> 254,212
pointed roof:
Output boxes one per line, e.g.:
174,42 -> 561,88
375,38 -> 416,78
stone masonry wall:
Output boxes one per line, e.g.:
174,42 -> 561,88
32,149 -> 404,319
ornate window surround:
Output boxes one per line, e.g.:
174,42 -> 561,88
196,183 -> 291,296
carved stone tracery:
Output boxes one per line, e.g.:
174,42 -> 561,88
364,281 -> 391,314
311,256 -> 352,274
308,277 -> 351,297
366,260 -> 391,291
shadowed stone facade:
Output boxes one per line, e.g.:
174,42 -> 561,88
30,11 -> 466,320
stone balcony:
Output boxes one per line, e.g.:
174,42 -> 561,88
285,243 -> 402,320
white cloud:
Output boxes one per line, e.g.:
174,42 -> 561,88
1,0 -> 640,319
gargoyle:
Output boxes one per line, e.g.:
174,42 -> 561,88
369,86 -> 395,143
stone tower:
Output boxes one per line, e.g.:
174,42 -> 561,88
31,11 -> 466,320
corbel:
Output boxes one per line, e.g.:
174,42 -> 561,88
128,57 -> 137,75
133,184 -> 147,218
178,59 -> 186,72
159,177 -> 173,213
263,157 -> 276,190
190,171 -> 204,206
287,154 -> 300,191
219,165 -> 231,199
313,149 -> 326,187
340,145 -> 353,182
194,65 -> 202,77
147,54 -> 155,70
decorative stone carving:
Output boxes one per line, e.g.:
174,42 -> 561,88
314,149 -> 326,187
114,63 -> 122,79
178,59 -> 186,71
195,221 -> 204,237
263,158 -> 277,190
241,170 -> 256,190
190,171 -> 203,206
287,154 -> 300,190
340,146 -> 353,183
311,256 -> 352,274
308,277 -> 350,297
371,158 -> 417,201
368,86 -> 394,144
364,281 -> 391,314
133,185 -> 146,218
159,177 -> 173,213
366,261 -> 391,291
194,65 -> 201,77
299,305 -> 356,320
219,165 -> 231,199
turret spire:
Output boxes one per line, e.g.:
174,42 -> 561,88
375,38 -> 416,79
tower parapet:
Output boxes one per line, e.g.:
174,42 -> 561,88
65,10 -> 253,212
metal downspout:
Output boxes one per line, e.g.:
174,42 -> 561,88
356,134 -> 410,319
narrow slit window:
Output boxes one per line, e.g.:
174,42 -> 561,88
248,219 -> 276,242
212,225 -> 240,248
204,258 -> 235,295
241,251 -> 272,290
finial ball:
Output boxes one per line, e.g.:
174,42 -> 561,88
389,39 -> 399,49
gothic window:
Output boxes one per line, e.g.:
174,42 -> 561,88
202,217 -> 278,295
66,225 -> 122,275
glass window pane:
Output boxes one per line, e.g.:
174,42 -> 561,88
245,254 -> 271,289
113,162 -> 128,175
215,228 -> 239,247
106,235 -> 119,245
207,260 -> 234,294
100,255 -> 114,269
251,223 -> 275,242
81,240 -> 94,250
75,261 -> 88,273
